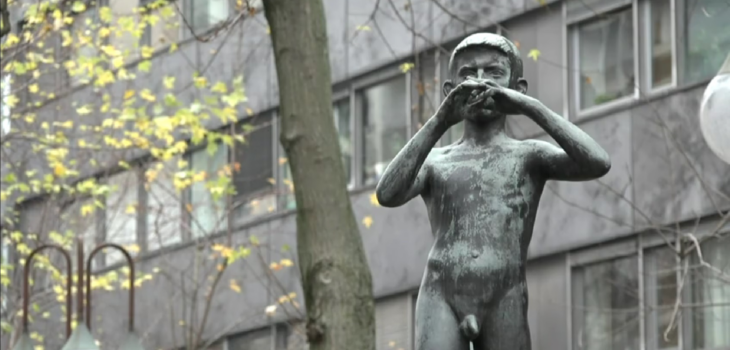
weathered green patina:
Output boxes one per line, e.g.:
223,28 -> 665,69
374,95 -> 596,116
376,33 -> 611,350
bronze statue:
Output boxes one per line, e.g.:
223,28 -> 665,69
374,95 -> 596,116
375,33 -> 611,350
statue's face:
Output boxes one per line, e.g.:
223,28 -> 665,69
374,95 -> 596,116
449,47 -> 513,121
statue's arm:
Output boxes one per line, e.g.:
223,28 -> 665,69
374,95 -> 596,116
375,115 -> 448,207
520,98 -> 611,181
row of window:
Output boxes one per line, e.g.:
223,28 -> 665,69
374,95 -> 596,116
571,236 -> 729,350
567,0 -> 729,114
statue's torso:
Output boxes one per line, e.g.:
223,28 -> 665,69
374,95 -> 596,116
420,138 -> 545,314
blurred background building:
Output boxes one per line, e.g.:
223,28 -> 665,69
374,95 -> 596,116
1,0 -> 729,349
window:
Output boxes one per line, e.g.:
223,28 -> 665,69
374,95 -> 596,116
686,237 -> 730,349
146,159 -> 183,250
571,255 -> 640,350
189,143 -> 228,238
184,0 -> 230,37
573,236 -> 730,350
575,8 -> 635,110
105,171 -> 139,265
644,247 -> 679,350
681,0 -> 730,85
359,77 -> 409,185
139,0 -> 180,49
232,115 -> 276,221
334,98 -> 353,183
649,0 -> 673,88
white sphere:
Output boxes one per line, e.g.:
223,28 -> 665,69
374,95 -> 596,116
699,55 -> 730,165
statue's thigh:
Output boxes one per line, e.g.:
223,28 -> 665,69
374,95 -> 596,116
415,292 -> 469,350
473,284 -> 532,350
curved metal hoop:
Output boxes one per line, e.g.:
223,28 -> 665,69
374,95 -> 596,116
23,244 -> 73,338
86,243 -> 135,332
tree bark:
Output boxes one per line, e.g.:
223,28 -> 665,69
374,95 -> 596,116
261,1 -> 375,350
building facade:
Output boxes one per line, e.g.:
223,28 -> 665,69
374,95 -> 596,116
2,0 -> 729,349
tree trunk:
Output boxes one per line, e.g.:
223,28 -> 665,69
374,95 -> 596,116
261,1 -> 375,350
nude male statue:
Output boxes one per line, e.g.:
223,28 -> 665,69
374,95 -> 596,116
375,33 -> 611,350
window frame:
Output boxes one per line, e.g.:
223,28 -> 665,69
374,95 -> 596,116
568,2 -> 640,118
185,141 -> 231,239
353,69 -> 412,188
102,168 -> 144,266
230,111 -> 278,223
639,0 -> 678,95
569,223 -> 730,350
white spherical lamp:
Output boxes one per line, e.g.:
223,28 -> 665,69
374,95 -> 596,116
699,53 -> 730,165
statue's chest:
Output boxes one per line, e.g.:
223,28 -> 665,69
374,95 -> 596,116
429,150 -> 532,202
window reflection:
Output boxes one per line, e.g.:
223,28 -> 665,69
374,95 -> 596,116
577,8 -> 635,109
189,143 -> 228,238
232,116 -> 276,221
688,237 -> 730,349
644,247 -> 679,349
683,0 -> 730,85
572,255 -> 640,350
360,77 -> 408,185
650,0 -> 673,88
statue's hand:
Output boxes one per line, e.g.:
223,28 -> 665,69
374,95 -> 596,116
436,80 -> 488,126
479,80 -> 531,115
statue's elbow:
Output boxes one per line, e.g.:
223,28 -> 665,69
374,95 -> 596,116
375,183 -> 399,208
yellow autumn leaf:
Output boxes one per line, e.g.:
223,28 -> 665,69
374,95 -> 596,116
125,244 -> 140,253
280,259 -> 294,267
141,46 -> 154,59
53,164 -> 67,177
29,84 -> 39,93
80,204 -> 95,217
229,279 -> 241,293
211,82 -> 228,94
194,76 -> 207,88
399,62 -> 415,73
124,90 -> 135,100
370,192 -> 380,206
163,76 -> 175,89
76,105 -> 92,115
140,89 -> 156,102
278,157 -> 288,165
4,94 -> 19,108
528,49 -> 541,61
362,216 -> 373,228
356,25 -> 372,31
270,262 -> 282,271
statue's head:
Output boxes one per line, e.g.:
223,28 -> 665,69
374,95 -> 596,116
444,33 -> 528,121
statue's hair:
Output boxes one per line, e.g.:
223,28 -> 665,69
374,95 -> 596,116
448,33 -> 524,87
